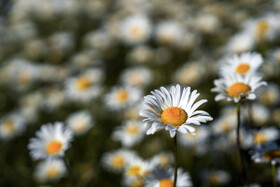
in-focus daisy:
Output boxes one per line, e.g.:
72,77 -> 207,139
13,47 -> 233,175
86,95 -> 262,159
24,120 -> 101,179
120,67 -> 152,88
253,127 -> 279,146
105,86 -> 142,111
145,167 -> 192,187
102,149 -> 136,173
35,158 -> 67,182
251,142 -> 280,165
66,110 -> 94,135
212,73 -> 267,103
28,122 -> 73,160
140,84 -> 213,138
121,14 -> 151,45
0,113 -> 26,140
220,52 -> 263,76
112,120 -> 147,147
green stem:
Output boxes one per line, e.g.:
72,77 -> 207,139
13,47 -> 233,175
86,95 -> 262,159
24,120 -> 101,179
173,134 -> 178,187
236,101 -> 249,186
272,162 -> 277,187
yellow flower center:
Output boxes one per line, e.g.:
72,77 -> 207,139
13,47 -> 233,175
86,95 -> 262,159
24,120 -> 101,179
128,165 -> 141,176
256,21 -> 269,40
254,133 -> 266,144
161,107 -> 187,127
3,120 -> 15,134
235,63 -> 250,74
111,155 -> 125,169
46,167 -> 59,178
130,26 -> 143,39
264,149 -> 280,161
158,155 -> 170,168
126,125 -> 139,135
46,140 -> 63,155
131,179 -> 144,187
75,77 -> 91,91
159,178 -> 174,187
227,82 -> 251,98
220,121 -> 232,133
116,89 -> 128,103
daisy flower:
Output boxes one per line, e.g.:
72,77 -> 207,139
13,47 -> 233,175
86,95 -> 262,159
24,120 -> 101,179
226,31 -> 255,54
0,113 -> 26,140
140,84 -> 213,138
101,149 -> 136,173
125,156 -> 152,180
149,152 -> 174,169
253,127 -> 279,146
66,110 -> 94,135
112,120 -> 147,148
35,158 -> 67,182
121,14 -> 151,45
104,86 -> 142,111
220,52 -> 263,76
28,122 -> 73,160
203,170 -> 230,186
211,73 -> 267,103
212,115 -> 236,135
178,126 -> 209,147
145,167 -> 192,187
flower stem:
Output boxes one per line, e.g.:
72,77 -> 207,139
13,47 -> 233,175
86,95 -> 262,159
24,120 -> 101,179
173,134 -> 178,187
236,101 -> 249,186
272,162 -> 277,187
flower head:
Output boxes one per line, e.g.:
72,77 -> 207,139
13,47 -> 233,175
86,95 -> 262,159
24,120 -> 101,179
212,73 -> 267,103
28,122 -> 73,160
140,85 -> 213,138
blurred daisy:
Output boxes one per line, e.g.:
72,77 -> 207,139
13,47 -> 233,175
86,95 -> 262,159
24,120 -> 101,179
193,13 -> 220,34
253,127 -> 279,146
212,73 -> 267,103
65,68 -> 103,102
258,83 -> 280,106
250,104 -> 270,127
125,157 -> 151,180
112,120 -> 146,147
102,149 -> 136,173
220,52 -> 263,76
120,67 -> 152,88
35,158 -> 67,182
0,113 -> 26,140
28,122 -> 73,160
212,115 -> 236,135
66,110 -> 93,135
203,170 -> 230,186
105,86 -> 142,111
173,62 -> 206,86
178,126 -> 209,147
140,84 -> 213,138
145,167 -> 192,187
42,86 -> 65,112
149,152 -> 174,169
155,20 -> 185,47
251,142 -> 280,165
127,45 -> 153,65
226,31 -> 255,54
121,14 -> 151,45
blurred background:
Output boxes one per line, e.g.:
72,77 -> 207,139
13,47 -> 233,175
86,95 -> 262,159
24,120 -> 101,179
0,0 -> 280,186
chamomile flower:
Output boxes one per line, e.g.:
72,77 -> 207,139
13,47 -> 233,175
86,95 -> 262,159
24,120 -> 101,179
211,73 -> 267,103
102,149 -> 136,173
104,86 -> 142,111
212,115 -> 236,135
28,122 -> 73,160
66,110 -> 93,135
140,84 -> 213,138
203,170 -> 230,186
178,126 -> 209,147
226,31 -> 255,54
0,113 -> 26,140
145,167 -> 192,187
220,52 -> 263,76
35,158 -> 67,182
125,157 -> 152,180
121,14 -> 151,45
258,83 -> 280,106
112,120 -> 147,147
